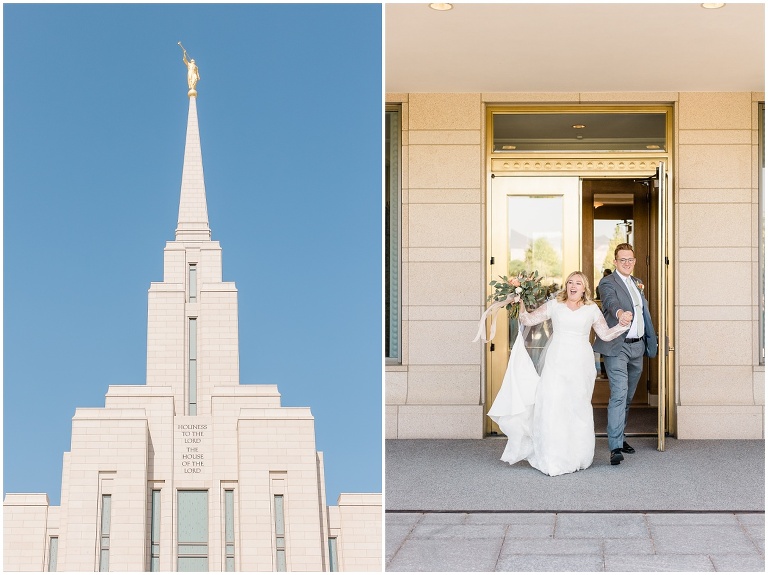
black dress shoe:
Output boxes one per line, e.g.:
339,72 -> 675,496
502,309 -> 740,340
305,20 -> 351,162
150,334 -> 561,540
621,441 -> 635,454
610,448 -> 624,465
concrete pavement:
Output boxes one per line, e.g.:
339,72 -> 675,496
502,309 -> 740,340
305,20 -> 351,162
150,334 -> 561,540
386,511 -> 765,572
385,438 -> 765,571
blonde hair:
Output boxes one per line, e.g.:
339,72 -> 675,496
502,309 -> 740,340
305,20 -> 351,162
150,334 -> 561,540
556,271 -> 595,305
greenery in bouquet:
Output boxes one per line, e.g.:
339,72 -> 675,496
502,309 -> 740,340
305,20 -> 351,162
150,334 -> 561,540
487,270 -> 551,319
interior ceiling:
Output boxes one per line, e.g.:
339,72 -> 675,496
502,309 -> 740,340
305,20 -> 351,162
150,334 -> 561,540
386,3 -> 765,93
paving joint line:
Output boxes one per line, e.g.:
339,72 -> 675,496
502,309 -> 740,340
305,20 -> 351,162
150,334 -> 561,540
642,513 -> 658,556
600,535 -> 607,572
386,509 -> 765,514
386,511 -> 425,570
492,524 -> 510,572
736,513 -> 765,556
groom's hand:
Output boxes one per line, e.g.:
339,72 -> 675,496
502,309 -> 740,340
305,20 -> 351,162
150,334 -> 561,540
618,311 -> 633,326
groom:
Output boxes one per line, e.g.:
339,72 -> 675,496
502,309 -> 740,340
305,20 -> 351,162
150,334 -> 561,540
593,243 -> 658,466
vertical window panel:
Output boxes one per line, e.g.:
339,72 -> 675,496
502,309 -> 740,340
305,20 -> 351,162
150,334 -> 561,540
48,537 -> 58,572
189,264 -> 197,303
99,494 -> 111,572
149,490 -> 161,571
328,537 -> 338,572
274,495 -> 286,572
189,318 -> 197,415
385,106 -> 401,361
224,490 -> 235,571
178,491 -> 208,572
276,550 -> 287,572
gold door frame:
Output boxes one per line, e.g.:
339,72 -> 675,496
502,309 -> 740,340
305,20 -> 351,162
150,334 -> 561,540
484,105 -> 676,448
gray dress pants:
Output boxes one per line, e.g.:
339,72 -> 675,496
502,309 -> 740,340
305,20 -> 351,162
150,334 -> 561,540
604,340 -> 645,451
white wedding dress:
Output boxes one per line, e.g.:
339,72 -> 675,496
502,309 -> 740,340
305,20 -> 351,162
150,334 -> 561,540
488,299 -> 628,476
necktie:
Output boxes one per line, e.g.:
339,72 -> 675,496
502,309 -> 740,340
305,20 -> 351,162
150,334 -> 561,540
626,277 -> 645,338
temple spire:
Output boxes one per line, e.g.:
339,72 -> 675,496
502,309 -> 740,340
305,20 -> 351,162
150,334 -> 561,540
175,47 -> 210,241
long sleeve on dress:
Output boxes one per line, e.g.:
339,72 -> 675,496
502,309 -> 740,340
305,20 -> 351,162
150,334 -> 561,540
518,300 -> 552,327
591,306 -> 629,341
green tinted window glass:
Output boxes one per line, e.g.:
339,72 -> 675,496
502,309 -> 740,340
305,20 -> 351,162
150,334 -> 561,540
224,489 -> 235,570
189,265 -> 197,303
178,491 -> 208,543
150,490 -> 160,571
48,537 -> 58,572
385,106 -> 401,360
178,557 -> 208,572
99,495 -> 111,572
328,537 -> 338,572
178,491 -> 208,571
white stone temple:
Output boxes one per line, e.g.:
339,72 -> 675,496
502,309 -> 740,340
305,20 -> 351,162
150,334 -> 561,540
4,77 -> 381,573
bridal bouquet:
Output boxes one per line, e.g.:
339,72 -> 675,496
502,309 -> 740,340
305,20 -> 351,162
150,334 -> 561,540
488,270 -> 547,319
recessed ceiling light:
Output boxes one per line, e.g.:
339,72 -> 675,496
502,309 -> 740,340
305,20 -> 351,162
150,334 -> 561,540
572,124 -> 586,129
429,3 -> 454,11
701,3 -> 725,9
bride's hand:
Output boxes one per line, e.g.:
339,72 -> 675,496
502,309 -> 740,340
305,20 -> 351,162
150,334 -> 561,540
619,310 -> 633,326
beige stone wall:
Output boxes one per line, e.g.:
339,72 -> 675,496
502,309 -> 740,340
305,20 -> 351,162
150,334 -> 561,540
386,93 -> 486,439
199,285 -> 240,412
57,410 -> 149,571
332,493 -> 382,572
387,91 -> 765,440
237,412 -> 326,571
146,282 -> 186,407
3,494 -> 50,571
4,387 -> 381,572
675,92 -> 765,439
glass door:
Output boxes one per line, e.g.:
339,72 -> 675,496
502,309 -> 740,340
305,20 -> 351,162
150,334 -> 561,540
654,161 -> 669,451
486,176 -> 581,434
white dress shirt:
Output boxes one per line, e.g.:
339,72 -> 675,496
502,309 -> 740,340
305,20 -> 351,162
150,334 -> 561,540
616,271 -> 644,339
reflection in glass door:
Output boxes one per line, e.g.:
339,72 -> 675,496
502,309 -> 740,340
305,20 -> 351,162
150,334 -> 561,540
486,177 -> 580,434
506,195 -> 562,368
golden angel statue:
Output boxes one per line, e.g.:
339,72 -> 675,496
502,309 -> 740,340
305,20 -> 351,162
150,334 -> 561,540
178,42 -> 199,94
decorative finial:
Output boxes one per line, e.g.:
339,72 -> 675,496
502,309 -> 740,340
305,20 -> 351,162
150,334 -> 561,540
178,42 -> 200,97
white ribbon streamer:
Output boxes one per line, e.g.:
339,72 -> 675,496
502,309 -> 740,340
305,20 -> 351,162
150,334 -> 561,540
472,293 -> 518,343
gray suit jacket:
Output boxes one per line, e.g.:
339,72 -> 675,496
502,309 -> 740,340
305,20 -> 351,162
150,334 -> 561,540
592,271 -> 658,358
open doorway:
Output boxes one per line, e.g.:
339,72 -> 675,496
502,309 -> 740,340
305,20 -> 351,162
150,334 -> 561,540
583,178 -> 659,437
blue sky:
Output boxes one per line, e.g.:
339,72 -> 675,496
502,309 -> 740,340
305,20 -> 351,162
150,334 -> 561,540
4,3 -> 382,505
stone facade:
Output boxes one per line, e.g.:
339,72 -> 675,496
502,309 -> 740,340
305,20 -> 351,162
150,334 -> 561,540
385,91 -> 765,441
4,94 -> 381,572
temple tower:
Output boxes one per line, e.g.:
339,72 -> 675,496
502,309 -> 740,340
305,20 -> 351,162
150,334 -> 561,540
146,89 -> 239,417
3,53 -> 381,573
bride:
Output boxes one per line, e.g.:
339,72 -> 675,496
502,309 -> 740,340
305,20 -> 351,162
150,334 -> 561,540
488,271 -> 631,476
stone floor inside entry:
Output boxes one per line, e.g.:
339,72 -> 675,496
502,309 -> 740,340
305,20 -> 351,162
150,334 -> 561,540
593,405 -> 657,435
